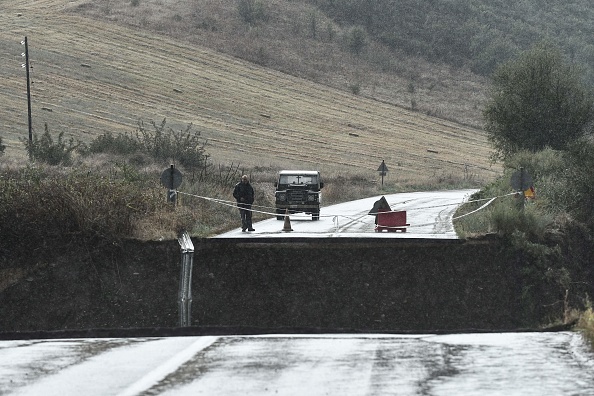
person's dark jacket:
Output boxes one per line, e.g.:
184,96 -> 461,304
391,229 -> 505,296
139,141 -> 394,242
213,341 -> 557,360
233,182 -> 255,205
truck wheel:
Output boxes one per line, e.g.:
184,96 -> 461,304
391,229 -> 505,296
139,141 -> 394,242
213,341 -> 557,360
276,209 -> 284,220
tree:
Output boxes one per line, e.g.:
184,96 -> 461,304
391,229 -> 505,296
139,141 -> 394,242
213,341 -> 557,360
483,44 -> 594,160
23,124 -> 80,166
564,138 -> 594,227
347,27 -> 366,56
237,0 -> 268,25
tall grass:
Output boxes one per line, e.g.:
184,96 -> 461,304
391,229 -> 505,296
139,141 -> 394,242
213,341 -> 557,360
454,147 -> 594,330
0,157 -> 479,245
454,148 -> 568,239
0,119 -> 492,246
578,306 -> 594,348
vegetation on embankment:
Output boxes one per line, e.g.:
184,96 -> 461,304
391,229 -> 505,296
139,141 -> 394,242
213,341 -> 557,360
0,124 -> 592,336
452,43 -> 594,341
2,0 -> 594,339
579,308 -> 594,348
0,121 -> 483,291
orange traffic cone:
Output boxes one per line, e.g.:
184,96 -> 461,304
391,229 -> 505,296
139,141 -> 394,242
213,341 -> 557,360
282,209 -> 293,232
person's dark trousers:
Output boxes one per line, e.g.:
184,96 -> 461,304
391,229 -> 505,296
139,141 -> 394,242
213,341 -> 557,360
238,203 -> 253,230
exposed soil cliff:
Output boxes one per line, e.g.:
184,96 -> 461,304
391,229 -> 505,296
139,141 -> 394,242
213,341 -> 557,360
2,235 -> 591,335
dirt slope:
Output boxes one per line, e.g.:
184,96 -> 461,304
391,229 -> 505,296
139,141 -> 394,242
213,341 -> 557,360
1,0 -> 499,183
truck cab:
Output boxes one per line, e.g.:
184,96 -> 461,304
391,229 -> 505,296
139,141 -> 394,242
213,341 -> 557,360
274,170 -> 324,220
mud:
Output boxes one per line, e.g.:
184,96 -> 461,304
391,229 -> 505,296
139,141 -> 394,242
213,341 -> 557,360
0,235 -> 592,334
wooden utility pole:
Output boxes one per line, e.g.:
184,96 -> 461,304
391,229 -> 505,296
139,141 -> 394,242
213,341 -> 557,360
22,37 -> 32,145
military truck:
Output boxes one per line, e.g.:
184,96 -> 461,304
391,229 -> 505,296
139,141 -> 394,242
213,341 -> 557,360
274,170 -> 324,220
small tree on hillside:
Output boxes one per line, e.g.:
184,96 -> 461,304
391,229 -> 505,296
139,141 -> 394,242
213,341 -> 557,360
237,0 -> 268,25
24,124 -> 80,166
564,138 -> 594,227
347,27 -> 367,56
484,44 -> 594,160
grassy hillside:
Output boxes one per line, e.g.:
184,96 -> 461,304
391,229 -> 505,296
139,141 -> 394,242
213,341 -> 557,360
1,0 -> 499,186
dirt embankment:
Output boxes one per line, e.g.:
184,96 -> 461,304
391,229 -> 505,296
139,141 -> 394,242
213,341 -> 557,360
2,235 -> 591,335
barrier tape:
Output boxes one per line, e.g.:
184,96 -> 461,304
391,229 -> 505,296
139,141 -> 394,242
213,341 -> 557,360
176,190 -> 514,230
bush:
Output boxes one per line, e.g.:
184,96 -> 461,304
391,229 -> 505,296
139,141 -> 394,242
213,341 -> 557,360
237,0 -> 269,25
81,118 -> 208,173
0,165 -> 164,249
484,44 -> 594,160
455,148 -> 571,238
563,139 -> 594,228
23,124 -> 81,166
83,131 -> 140,155
0,136 -> 5,155
347,27 -> 367,55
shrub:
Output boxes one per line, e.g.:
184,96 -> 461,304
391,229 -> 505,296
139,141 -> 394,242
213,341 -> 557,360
237,0 -> 269,25
83,131 -> 140,155
23,123 -> 81,166
0,164 -> 164,247
348,83 -> 361,95
563,139 -> 594,228
81,118 -> 208,173
0,136 -> 5,155
347,26 -> 367,56
484,44 -> 594,160
455,148 -> 570,238
578,306 -> 594,348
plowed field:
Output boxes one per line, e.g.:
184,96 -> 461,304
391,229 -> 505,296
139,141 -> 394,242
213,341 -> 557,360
1,0 -> 500,183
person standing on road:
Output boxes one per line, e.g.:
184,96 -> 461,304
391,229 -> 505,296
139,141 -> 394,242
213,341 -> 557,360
233,175 -> 255,232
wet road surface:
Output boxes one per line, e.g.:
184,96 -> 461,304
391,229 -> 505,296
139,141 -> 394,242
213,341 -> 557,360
2,332 -> 594,395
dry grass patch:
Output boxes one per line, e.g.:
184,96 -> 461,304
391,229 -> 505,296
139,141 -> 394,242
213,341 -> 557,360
1,0 -> 499,191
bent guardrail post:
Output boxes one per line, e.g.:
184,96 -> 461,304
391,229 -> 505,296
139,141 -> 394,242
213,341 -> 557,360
177,231 -> 194,327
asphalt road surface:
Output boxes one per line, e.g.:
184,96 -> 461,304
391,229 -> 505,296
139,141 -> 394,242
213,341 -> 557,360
3,332 -> 594,395
11,190 -> 591,396
215,189 -> 478,238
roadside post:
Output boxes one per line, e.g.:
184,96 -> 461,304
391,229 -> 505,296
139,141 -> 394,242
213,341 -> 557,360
377,160 -> 388,189
160,164 -> 182,205
510,167 -> 533,211
177,231 -> 194,327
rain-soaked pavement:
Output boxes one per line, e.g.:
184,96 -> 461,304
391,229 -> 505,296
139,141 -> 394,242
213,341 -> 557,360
214,190 -> 478,239
4,190 -> 593,394
1,332 -> 594,395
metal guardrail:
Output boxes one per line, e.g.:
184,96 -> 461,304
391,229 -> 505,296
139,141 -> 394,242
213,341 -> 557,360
177,231 -> 194,327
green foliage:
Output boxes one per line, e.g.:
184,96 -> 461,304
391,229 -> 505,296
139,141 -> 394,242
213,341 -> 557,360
348,82 -> 360,95
346,27 -> 366,56
491,204 -> 553,242
313,0 -> 594,84
307,9 -> 320,40
0,165 -> 163,246
84,131 -> 140,155
484,44 -> 594,160
455,149 -> 566,237
454,143 -> 594,324
317,0 -> 474,64
237,0 -> 269,25
470,33 -> 520,75
502,149 -> 571,215
83,119 -> 208,172
563,139 -> 594,228
23,123 -> 81,166
578,307 -> 594,348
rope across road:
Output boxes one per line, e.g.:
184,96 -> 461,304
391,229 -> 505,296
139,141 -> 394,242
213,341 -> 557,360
176,190 -> 516,232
